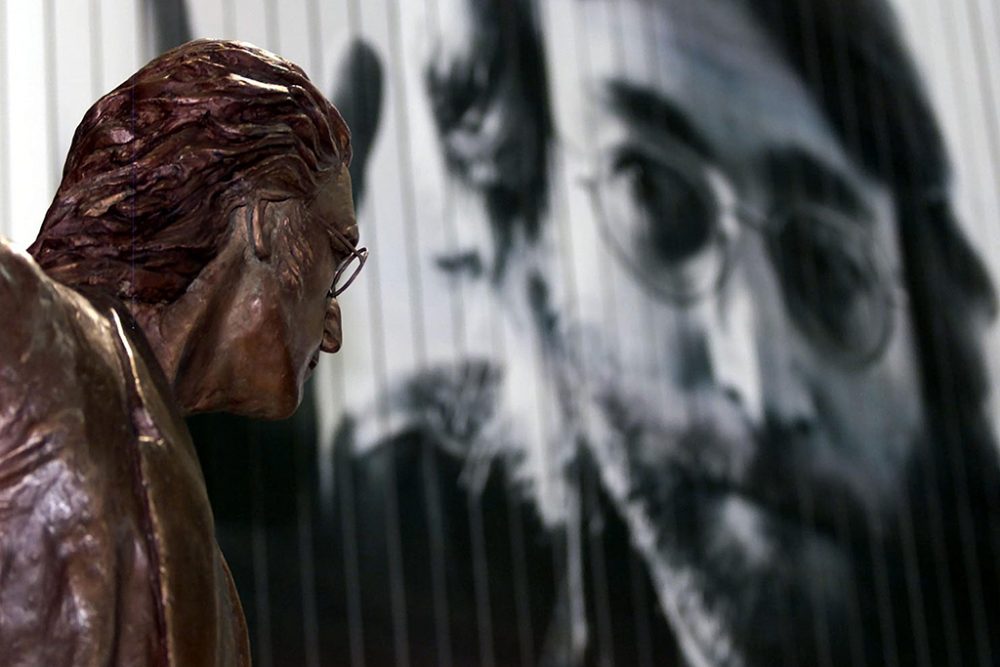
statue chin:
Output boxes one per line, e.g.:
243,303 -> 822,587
212,378 -> 303,421
257,388 -> 303,421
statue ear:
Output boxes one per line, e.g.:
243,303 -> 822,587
246,200 -> 272,261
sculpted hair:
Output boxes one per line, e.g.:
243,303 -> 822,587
29,39 -> 351,304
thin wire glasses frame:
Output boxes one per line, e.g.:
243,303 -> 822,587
576,138 -> 899,368
327,224 -> 368,299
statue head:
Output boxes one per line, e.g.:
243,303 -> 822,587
29,39 -> 364,419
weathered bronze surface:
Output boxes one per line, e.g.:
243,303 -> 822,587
0,40 -> 357,666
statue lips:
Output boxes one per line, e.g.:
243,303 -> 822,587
306,347 -> 322,379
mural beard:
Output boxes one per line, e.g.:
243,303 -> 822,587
339,295 -> 901,666
549,315 -> 1000,667
346,357 -> 508,474
514,296 -> 935,667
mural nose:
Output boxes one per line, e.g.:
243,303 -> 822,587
677,291 -> 764,425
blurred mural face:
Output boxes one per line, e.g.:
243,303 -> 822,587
411,0 -> 941,663
524,0 -> 928,664
327,0 -> 1000,662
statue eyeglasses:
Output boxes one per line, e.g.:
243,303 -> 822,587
328,224 -> 368,299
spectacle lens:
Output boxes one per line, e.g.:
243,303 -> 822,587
583,141 -> 895,367
767,205 -> 893,366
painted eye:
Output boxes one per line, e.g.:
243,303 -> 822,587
769,205 -> 892,365
612,152 -> 715,263
591,148 -> 730,303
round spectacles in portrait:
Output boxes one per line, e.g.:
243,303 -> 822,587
760,203 -> 896,368
583,144 -> 738,305
584,145 -> 896,367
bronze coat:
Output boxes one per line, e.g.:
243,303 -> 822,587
0,241 -> 250,666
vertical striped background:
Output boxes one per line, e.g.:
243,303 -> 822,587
1,2 -> 998,665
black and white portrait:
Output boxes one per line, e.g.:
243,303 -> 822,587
319,1 -> 1000,665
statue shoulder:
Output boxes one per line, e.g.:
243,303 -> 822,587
0,240 -> 82,382
0,240 -> 154,664
0,239 -> 123,456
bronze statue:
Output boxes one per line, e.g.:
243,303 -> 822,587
0,40 -> 363,666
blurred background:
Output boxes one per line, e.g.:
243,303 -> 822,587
1,1 -> 998,665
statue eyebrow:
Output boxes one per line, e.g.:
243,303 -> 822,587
604,79 -> 718,163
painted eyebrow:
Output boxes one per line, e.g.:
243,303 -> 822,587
760,147 -> 871,219
604,79 -> 718,162
603,80 -> 870,222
